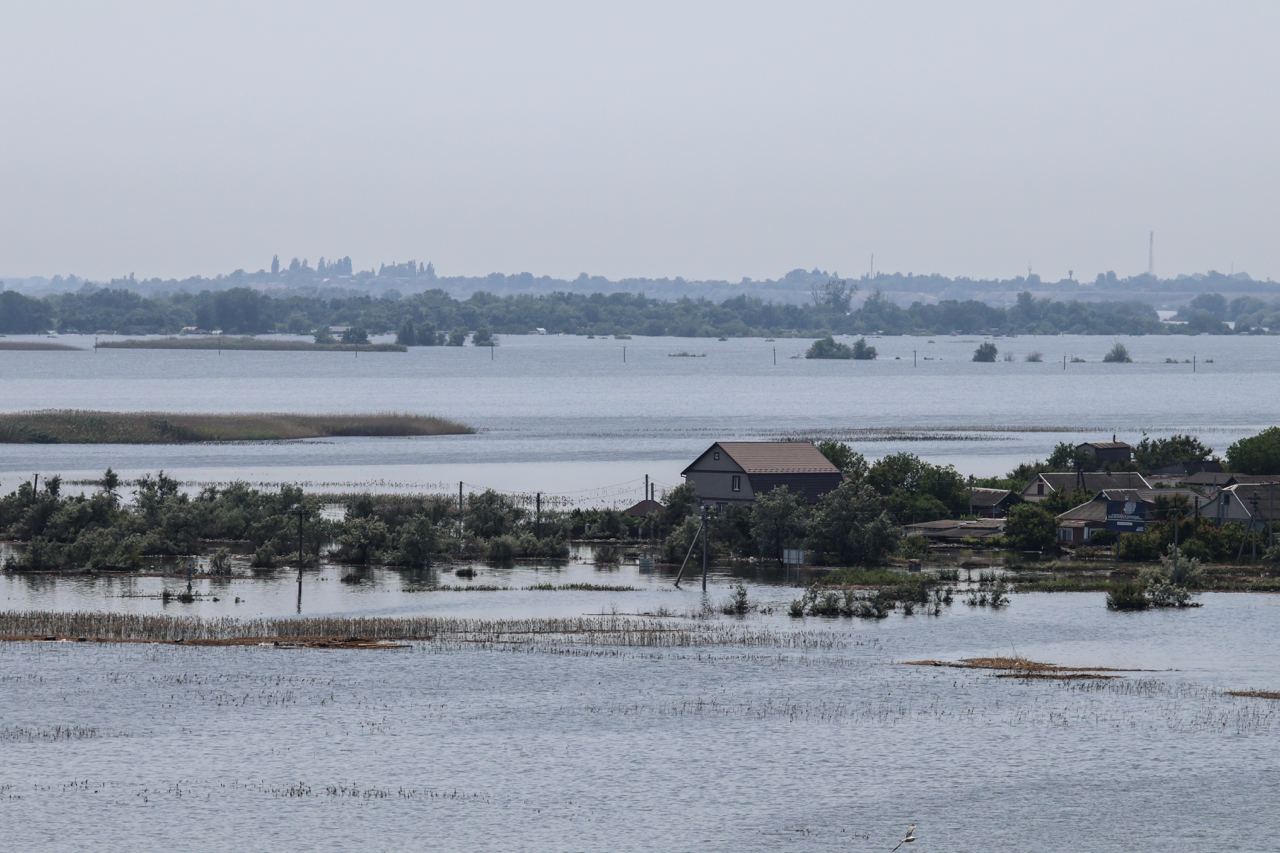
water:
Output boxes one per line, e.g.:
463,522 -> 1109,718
2,572 -> 1280,851
2,333 -> 1276,501
4,331 -> 1280,849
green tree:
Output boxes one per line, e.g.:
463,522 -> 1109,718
807,482 -> 900,566
1103,342 -> 1132,363
805,335 -> 853,359
396,319 -> 418,347
1226,427 -> 1280,474
850,337 -> 877,360
750,487 -> 808,565
341,326 -> 370,345
1004,503 -> 1056,551
972,342 -> 998,362
1134,434 -> 1213,470
816,440 -> 868,480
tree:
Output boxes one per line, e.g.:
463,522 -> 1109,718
270,254 -> 280,275
1134,434 -> 1213,470
807,481 -> 900,565
805,335 -> 853,359
1004,503 -> 1056,551
100,468 -> 120,499
866,452 -> 968,520
750,487 -> 807,565
341,326 -> 370,345
816,440 -> 868,480
0,291 -> 53,333
314,327 -> 336,344
811,276 -> 855,315
396,319 -> 418,347
472,328 -> 495,347
1102,342 -> 1132,363
447,328 -> 467,346
1227,427 -> 1280,474
850,337 -> 877,360
972,342 -> 998,362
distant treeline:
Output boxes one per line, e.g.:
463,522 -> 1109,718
1,286 -> 1276,338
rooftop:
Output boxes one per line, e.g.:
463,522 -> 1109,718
685,441 -> 840,476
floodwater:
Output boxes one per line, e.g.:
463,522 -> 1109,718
3,563 -> 1280,851
5,331 -> 1280,850
2,332 -> 1278,502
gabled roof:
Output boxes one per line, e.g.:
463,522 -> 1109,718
1213,482 -> 1280,521
969,487 -> 1014,507
1056,497 -> 1110,523
622,499 -> 664,517
1031,471 -> 1151,494
1078,440 -> 1132,450
682,441 -> 840,476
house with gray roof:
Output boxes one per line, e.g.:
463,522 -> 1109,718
1022,471 -> 1151,503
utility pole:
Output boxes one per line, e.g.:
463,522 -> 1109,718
458,481 -> 465,548
913,349 -> 917,367
701,505 -> 709,591
535,492 -> 542,537
623,345 -> 627,363
772,347 -> 776,366
643,474 -> 649,501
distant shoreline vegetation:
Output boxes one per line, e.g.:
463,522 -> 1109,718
95,336 -> 406,353
0,411 -> 473,444
1,285 -> 1276,339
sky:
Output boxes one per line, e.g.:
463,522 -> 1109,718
3,0 -> 1278,283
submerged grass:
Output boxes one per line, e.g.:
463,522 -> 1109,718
96,336 -> 405,352
0,410 -> 473,443
0,341 -> 80,351
0,610 -> 849,650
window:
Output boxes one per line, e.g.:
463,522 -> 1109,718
713,451 -> 720,461
731,475 -> 741,492
1036,481 -> 1045,496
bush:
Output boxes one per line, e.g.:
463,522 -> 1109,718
850,337 -> 877,360
1103,342 -> 1132,363
1004,503 -> 1057,551
972,342 -> 998,362
805,335 -> 854,359
1106,581 -> 1149,611
485,535 -> 517,563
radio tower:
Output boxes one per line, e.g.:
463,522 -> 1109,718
1148,231 -> 1155,278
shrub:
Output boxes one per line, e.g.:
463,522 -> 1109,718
1103,342 -> 1132,363
850,337 -> 877,360
1106,581 -> 1149,611
972,342 -> 998,362
805,335 -> 854,359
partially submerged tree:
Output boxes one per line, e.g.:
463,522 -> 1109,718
972,342 -> 998,362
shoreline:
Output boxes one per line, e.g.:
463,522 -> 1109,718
0,410 -> 474,444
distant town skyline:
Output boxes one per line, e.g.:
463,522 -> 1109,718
3,1 -> 1278,282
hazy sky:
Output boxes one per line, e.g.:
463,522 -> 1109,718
3,1 -> 1278,282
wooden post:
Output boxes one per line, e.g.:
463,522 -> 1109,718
773,347 -> 776,365
913,349 -> 917,367
623,345 -> 627,363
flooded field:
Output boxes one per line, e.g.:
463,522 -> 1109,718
4,557 -> 1280,851
3,332 -> 1278,499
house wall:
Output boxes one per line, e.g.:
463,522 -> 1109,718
748,473 -> 843,503
683,452 -> 754,504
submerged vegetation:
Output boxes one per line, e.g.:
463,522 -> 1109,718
0,411 -> 473,444
96,336 -> 405,352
